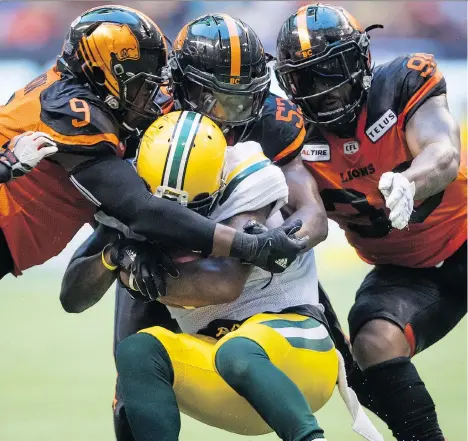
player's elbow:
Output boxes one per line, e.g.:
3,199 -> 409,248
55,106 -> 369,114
315,212 -> 329,244
304,210 -> 328,249
59,274 -> 89,313
60,290 -> 83,313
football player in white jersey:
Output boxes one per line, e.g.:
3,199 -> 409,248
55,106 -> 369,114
60,111 -> 382,441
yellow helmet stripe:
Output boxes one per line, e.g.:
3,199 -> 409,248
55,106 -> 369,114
163,111 -> 202,190
222,14 -> 241,78
296,5 -> 312,53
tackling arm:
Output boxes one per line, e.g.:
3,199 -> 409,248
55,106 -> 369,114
157,207 -> 270,308
60,224 -> 119,313
402,95 -> 460,200
68,155 -> 305,272
70,155 -> 229,255
280,154 -> 328,250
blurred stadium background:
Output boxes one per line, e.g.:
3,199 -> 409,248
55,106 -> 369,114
0,1 -> 466,440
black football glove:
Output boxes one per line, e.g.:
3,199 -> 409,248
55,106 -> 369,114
243,220 -> 269,235
109,237 -> 179,301
231,219 -> 308,273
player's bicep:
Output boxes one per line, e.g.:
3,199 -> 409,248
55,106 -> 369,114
406,95 -> 460,158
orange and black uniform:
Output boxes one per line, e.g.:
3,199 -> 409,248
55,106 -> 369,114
0,67 -> 218,279
0,67 -> 114,276
273,54 -> 467,355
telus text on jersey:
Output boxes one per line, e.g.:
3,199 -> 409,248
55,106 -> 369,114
365,109 -> 397,142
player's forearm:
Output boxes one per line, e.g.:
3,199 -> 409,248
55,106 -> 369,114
280,155 -> 327,250
281,205 -> 328,250
60,250 -> 116,313
402,142 -> 459,200
160,258 -> 251,308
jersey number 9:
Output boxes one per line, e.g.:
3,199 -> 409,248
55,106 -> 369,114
69,98 -> 91,128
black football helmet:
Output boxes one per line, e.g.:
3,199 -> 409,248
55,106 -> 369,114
276,4 -> 380,130
58,5 -> 172,131
169,13 -> 271,131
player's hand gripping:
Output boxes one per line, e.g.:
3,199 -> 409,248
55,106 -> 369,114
109,237 -> 179,301
378,172 -> 416,230
234,219 -> 308,273
0,131 -> 58,179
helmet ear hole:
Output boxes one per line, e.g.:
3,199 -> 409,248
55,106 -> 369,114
92,66 -> 106,86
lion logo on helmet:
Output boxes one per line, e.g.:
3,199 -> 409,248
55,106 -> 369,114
113,24 -> 140,61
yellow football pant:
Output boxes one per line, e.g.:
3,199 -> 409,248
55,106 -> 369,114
140,312 -> 339,435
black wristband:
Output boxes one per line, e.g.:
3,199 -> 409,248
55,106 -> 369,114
229,231 -> 258,262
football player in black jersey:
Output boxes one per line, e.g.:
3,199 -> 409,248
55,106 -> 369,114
0,5 -> 305,281
275,4 -> 464,441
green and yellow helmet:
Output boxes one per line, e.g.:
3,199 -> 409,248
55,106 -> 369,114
136,110 -> 227,216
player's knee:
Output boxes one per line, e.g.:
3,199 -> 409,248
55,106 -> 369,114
116,332 -> 172,383
216,337 -> 267,386
352,319 -> 410,369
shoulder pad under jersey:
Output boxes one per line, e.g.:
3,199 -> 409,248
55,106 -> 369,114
211,141 -> 288,223
366,54 -> 446,134
249,92 -> 306,166
39,74 -> 120,155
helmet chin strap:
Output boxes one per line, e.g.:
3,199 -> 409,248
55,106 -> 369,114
318,108 -> 360,138
121,122 -> 139,133
309,94 -> 365,138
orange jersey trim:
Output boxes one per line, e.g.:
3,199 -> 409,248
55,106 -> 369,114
399,69 -> 443,127
404,324 -> 416,357
38,120 -> 119,147
273,125 -> 306,162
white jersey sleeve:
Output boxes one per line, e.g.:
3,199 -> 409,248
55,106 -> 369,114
210,141 -> 288,223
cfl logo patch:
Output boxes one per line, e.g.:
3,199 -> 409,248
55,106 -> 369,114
343,141 -> 359,155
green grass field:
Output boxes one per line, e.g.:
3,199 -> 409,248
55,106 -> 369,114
0,242 -> 466,441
